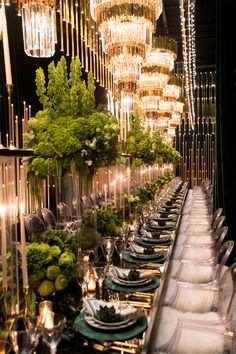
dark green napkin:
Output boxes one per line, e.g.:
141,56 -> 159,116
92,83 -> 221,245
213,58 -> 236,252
152,217 -> 177,222
157,210 -> 179,215
145,225 -> 176,232
73,313 -> 147,342
122,252 -> 166,264
136,238 -> 172,247
105,276 -> 160,292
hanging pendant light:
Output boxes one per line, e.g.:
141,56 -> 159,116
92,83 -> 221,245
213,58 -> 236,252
157,76 -> 184,140
139,35 -> 177,117
90,0 -> 162,92
19,0 -> 56,57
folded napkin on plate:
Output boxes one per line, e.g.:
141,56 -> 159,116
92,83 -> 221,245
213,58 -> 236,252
129,243 -> 146,254
140,229 -> 153,238
150,220 -> 161,227
83,297 -> 137,319
140,228 -> 170,239
109,265 -> 150,280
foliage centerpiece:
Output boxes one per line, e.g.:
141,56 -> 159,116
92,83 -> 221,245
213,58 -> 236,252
25,56 -> 120,198
96,205 -> 123,238
128,113 -> 181,166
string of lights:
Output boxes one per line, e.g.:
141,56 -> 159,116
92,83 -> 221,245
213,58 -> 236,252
180,0 -> 196,129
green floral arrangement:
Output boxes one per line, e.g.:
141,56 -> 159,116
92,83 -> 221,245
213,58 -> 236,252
127,114 -> 181,166
26,230 -> 78,295
96,206 -> 123,237
18,229 -> 79,315
124,194 -> 142,215
25,56 -> 120,185
133,175 -> 174,204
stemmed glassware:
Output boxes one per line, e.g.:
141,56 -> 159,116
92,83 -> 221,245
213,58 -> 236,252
101,237 -> 116,265
24,315 -> 41,352
40,312 -> 66,354
75,265 -> 88,301
6,316 -> 40,354
115,239 -> 125,266
95,265 -> 106,299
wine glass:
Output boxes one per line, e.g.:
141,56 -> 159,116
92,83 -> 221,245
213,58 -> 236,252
41,312 -> 66,354
115,239 -> 125,266
94,265 -> 106,299
9,330 -> 35,354
75,265 -> 88,301
25,315 -> 41,351
101,237 -> 116,265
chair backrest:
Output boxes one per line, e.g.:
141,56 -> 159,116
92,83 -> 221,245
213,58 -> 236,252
155,317 -> 232,354
215,240 -> 234,280
57,202 -> 70,221
218,262 -> 236,317
213,215 -> 225,232
24,213 -> 46,241
212,208 -> 223,228
41,208 -> 56,229
214,226 -> 228,251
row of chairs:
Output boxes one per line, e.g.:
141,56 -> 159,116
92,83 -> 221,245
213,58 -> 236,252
154,181 -> 236,353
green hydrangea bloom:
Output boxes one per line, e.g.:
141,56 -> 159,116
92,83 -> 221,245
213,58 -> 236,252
46,265 -> 61,280
38,280 -> 55,297
55,274 -> 68,291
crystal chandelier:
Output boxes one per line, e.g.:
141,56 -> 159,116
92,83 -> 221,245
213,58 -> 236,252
90,0 -> 162,91
139,35 -> 177,116
19,0 -> 56,57
157,77 -> 184,139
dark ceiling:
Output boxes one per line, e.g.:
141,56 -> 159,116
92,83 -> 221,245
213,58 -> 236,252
159,0 -> 216,68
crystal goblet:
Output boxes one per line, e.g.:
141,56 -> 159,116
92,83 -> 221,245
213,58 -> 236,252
41,313 -> 66,354
94,265 -> 106,299
101,237 -> 116,265
115,239 -> 125,267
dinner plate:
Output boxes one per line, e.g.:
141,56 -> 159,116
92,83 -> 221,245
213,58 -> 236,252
111,275 -> 153,287
140,236 -> 171,243
146,224 -> 175,231
157,210 -> 180,215
128,251 -> 161,259
136,238 -> 172,247
90,315 -> 131,327
151,216 -> 178,222
84,314 -> 138,330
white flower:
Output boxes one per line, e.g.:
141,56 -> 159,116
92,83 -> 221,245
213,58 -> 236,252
85,160 -> 93,166
81,149 -> 88,157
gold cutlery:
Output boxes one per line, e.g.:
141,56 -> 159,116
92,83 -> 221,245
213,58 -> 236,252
126,292 -> 153,301
93,343 -> 136,353
103,341 -> 138,349
118,300 -> 151,308
134,291 -> 154,297
137,268 -> 160,275
139,263 -> 163,269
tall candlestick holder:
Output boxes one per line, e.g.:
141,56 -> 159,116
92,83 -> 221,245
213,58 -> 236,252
0,150 -> 33,328
5,84 -> 16,150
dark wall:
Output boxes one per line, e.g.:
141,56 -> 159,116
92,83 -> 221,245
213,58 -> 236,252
215,0 -> 236,262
